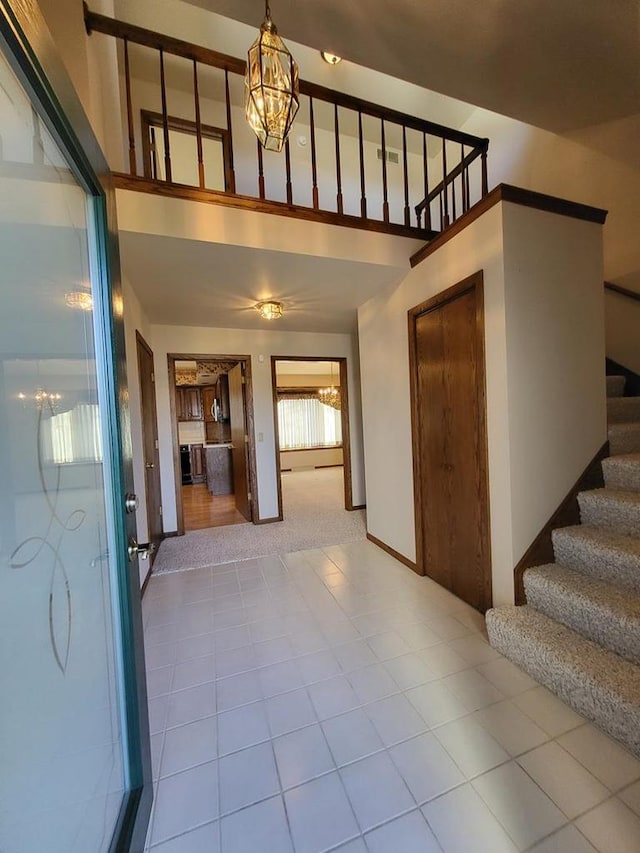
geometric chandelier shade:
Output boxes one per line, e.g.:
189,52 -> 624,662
244,1 -> 299,152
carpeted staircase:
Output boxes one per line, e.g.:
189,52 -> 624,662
486,373 -> 640,757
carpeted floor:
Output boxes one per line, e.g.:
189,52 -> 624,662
152,467 -> 366,573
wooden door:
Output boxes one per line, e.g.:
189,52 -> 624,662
136,332 -> 163,562
409,272 -> 491,611
228,363 -> 251,520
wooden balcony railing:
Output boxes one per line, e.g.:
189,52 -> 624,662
85,5 -> 490,240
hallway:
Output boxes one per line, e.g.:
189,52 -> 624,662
142,540 -> 640,852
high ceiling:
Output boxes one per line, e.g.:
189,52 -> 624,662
185,0 -> 640,132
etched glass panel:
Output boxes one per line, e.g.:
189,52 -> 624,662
0,50 -> 126,853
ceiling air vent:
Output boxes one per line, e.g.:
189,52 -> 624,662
377,148 -> 399,164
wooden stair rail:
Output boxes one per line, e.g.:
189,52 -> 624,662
84,4 -> 490,238
605,281 -> 640,304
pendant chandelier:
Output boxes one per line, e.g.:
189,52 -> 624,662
319,363 -> 341,411
244,1 -> 299,152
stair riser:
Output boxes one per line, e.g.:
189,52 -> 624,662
486,610 -> 640,757
524,576 -> 640,665
607,397 -> 640,424
609,427 -> 640,455
552,531 -> 640,593
578,496 -> 640,536
602,459 -> 640,493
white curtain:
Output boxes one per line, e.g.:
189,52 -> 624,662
277,397 -> 342,450
42,404 -> 103,464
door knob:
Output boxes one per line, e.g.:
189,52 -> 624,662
124,493 -> 139,513
127,539 -> 157,562
145,462 -> 155,469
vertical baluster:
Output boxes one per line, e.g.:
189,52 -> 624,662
460,145 -> 466,213
123,38 -> 137,175
192,60 -> 205,189
309,97 -> 319,209
441,139 -> 449,228
159,48 -> 172,183
481,143 -> 488,196
439,193 -> 444,231
451,163 -> 457,222
381,118 -> 389,223
285,139 -> 293,204
224,69 -> 236,193
422,133 -> 431,231
358,110 -> 367,219
256,139 -> 265,199
150,127 -> 158,179
466,164 -> 471,209
334,104 -> 343,214
402,125 -> 410,227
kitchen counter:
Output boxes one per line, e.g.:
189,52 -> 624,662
205,445 -> 233,495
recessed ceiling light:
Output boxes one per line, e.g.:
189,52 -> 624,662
255,300 -> 283,320
321,51 -> 342,65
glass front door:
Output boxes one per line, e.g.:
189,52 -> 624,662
0,8 -> 150,853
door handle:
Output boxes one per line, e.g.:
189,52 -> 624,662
127,539 -> 157,562
145,462 -> 155,469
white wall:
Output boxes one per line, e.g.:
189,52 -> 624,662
358,200 -> 605,606
605,290 -> 640,375
148,324 -> 364,529
122,278 -> 153,586
280,448 -> 344,471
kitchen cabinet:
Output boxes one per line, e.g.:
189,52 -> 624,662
202,385 -> 217,423
176,387 -> 202,421
190,443 -> 205,483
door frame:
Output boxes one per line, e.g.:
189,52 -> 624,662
270,356 -> 355,520
167,353 -> 259,534
407,271 -> 492,608
136,331 -> 163,571
0,2 -> 152,849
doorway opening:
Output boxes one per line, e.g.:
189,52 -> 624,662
271,357 -> 355,521
168,354 -> 258,533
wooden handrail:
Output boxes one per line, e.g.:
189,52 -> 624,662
415,144 -> 487,217
605,281 -> 640,303
84,5 -> 487,149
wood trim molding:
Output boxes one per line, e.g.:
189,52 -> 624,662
605,281 -> 640,304
254,515 -> 281,525
270,356 -> 356,516
112,173 -> 435,241
367,532 -> 418,573
410,183 -> 608,268
350,504 -> 366,511
513,441 -> 609,605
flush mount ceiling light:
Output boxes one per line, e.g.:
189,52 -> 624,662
244,1 -> 299,152
321,51 -> 342,65
65,290 -> 93,311
255,300 -> 283,320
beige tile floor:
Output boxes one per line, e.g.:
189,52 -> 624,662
141,540 -> 640,852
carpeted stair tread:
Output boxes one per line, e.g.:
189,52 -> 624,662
486,605 -> 640,756
607,375 -> 626,398
603,453 -> 640,492
607,396 -> 640,424
609,423 -> 640,455
578,488 -> 640,535
552,525 -> 640,592
524,564 -> 640,664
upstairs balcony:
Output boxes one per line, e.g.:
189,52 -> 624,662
85,5 -> 490,242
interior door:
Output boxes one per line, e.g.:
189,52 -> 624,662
411,274 -> 491,611
136,332 -> 163,564
228,363 -> 251,520
0,8 -> 150,852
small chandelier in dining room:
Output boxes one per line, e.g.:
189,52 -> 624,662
319,363 -> 341,410
244,1 -> 300,152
